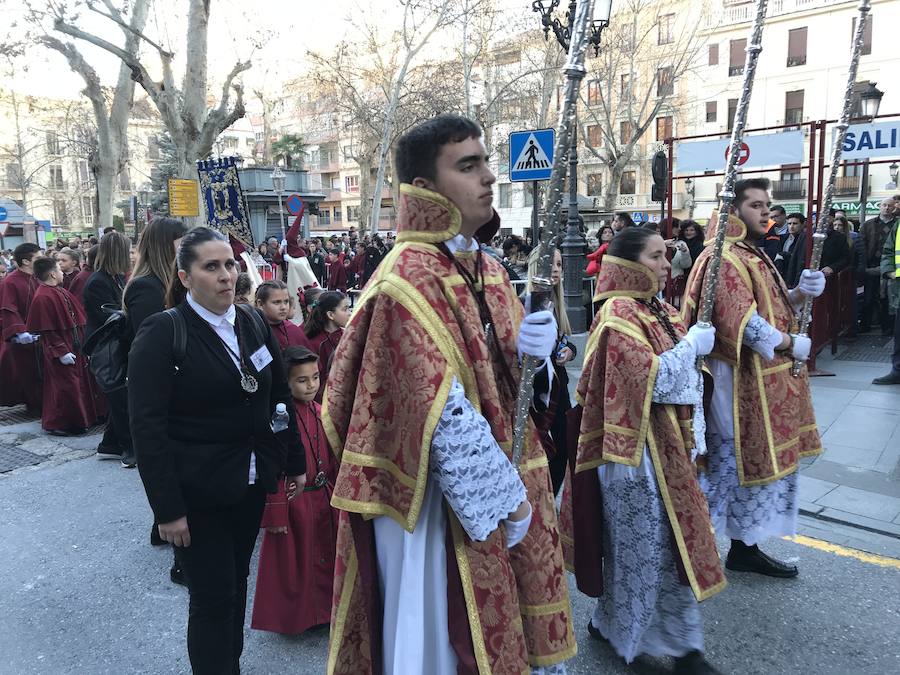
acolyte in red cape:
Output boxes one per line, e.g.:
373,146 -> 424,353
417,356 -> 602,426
0,269 -> 42,409
26,284 -> 99,432
327,262 -> 348,292
269,319 -> 312,352
251,399 -> 338,634
306,328 -> 343,404
66,267 -> 92,311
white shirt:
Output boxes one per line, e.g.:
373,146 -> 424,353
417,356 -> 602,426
186,293 -> 257,484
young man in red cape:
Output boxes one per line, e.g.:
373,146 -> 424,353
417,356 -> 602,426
323,114 -> 575,674
683,178 -> 825,577
26,257 -> 99,435
0,242 -> 43,410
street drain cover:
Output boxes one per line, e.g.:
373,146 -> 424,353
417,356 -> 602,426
0,443 -> 44,473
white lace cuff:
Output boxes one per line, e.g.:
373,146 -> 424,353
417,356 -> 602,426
430,378 -> 526,542
504,502 -> 532,548
652,340 -> 701,406
744,313 -> 782,361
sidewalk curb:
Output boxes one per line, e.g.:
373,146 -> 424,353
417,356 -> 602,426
799,507 -> 900,541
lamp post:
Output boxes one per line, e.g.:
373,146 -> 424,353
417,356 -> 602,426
532,0 -> 612,333
685,177 -> 695,219
852,81 -> 883,221
137,182 -> 151,240
271,165 -> 287,242
889,162 -> 899,189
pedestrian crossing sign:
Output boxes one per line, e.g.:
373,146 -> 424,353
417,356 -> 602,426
509,128 -> 555,182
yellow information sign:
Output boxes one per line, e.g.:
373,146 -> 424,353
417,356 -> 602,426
168,178 -> 200,217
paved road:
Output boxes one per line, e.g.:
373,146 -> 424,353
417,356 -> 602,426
1,455 -> 898,675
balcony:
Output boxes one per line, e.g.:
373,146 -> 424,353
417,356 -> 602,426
834,175 -> 860,196
728,66 -> 744,77
771,179 -> 806,199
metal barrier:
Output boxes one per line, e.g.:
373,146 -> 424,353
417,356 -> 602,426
808,267 -> 856,375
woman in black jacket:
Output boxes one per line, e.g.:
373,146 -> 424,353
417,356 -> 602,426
83,231 -> 132,465
129,227 -> 305,675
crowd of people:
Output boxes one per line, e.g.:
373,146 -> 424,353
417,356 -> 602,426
0,110 -> 898,675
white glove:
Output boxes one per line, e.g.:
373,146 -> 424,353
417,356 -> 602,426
59,353 -> 76,366
13,332 -> 38,345
791,334 -> 811,362
517,310 -> 558,360
683,324 -> 716,356
795,269 -> 826,299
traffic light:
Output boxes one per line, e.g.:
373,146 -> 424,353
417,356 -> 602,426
651,150 -> 667,203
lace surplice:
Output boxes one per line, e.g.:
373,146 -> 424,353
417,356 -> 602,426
652,339 -> 707,457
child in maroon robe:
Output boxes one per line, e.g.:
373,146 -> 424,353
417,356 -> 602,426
251,346 -> 338,634
325,250 -> 348,292
0,243 -> 43,410
25,258 -> 99,435
254,279 -> 312,351
302,291 -> 349,403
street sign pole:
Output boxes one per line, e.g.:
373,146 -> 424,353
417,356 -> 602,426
531,181 -> 539,246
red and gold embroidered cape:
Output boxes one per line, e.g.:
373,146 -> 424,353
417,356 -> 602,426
323,184 -> 575,674
682,214 -> 821,487
558,256 -> 725,602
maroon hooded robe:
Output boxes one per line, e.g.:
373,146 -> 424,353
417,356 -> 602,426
269,319 -> 313,352
0,269 -> 42,409
251,399 -> 338,634
26,284 -> 99,432
66,267 -> 93,311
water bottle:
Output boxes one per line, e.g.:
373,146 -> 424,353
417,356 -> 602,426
271,403 -> 289,433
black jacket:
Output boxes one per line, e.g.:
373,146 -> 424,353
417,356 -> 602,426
123,275 -> 166,341
82,271 -> 126,339
128,302 -> 305,524
820,230 -> 851,275
785,230 -> 807,287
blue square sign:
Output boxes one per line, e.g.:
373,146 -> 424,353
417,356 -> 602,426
509,128 -> 555,182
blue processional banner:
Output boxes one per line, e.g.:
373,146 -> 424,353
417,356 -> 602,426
196,156 -> 254,249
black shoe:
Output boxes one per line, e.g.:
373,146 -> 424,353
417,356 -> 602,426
121,451 -> 137,468
150,524 -> 165,547
872,371 -> 900,385
96,446 -> 121,460
587,620 -> 608,644
674,650 -> 722,675
170,563 -> 186,586
726,541 -> 798,578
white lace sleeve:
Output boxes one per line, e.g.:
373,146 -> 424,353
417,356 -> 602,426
744,312 -> 783,361
429,377 -> 526,543
652,341 -> 708,459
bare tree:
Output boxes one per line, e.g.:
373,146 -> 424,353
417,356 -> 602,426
577,0 -> 707,210
49,0 -> 251,194
20,0 -> 149,231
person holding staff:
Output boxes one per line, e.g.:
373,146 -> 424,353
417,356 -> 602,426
128,226 -> 306,674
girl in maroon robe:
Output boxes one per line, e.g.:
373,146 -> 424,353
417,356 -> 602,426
254,279 -> 312,351
251,346 -> 338,634
25,258 -> 99,435
302,291 -> 349,403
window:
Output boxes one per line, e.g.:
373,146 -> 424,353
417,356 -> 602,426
46,131 -> 60,155
49,165 -> 64,190
658,14 -> 675,45
780,164 -> 802,181
708,43 -> 719,66
346,205 -> 359,222
497,141 -> 510,173
785,89 -> 804,126
498,183 -> 511,208
727,98 -> 738,131
320,209 -> 331,225
620,120 -> 634,144
555,85 -> 565,109
333,207 -> 342,221
587,124 -> 603,147
656,116 -> 673,141
587,173 -> 602,196
78,160 -> 91,186
657,67 -> 674,97
53,198 -> 68,227
729,38 -> 746,76
787,27 -> 807,67
620,74 -> 630,98
706,101 -> 717,123
5,163 -> 22,189
223,136 -> 239,150
587,80 -> 602,106
81,196 -> 94,226
851,15 -> 873,55
523,185 -> 534,207
620,171 -> 636,195
118,168 -> 130,191
345,175 -> 359,193
495,49 -> 520,66
342,145 -> 356,161
148,135 -> 160,160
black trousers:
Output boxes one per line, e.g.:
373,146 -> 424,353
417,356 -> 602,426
892,307 -> 900,374
174,485 -> 266,675
99,387 -> 132,455
861,273 -> 890,331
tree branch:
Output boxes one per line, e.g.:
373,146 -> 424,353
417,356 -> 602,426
88,0 -> 174,58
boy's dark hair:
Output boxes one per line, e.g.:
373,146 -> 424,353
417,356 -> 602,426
733,178 -> 771,207
33,256 -> 59,282
770,205 -> 786,216
234,272 -> 252,296
13,242 -> 41,266
283,345 -> 318,370
85,244 -> 100,270
615,212 -> 636,228
787,212 -> 806,224
395,114 -> 483,184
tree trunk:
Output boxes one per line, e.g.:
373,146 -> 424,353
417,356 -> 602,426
182,0 -> 210,144
603,160 -> 627,212
358,156 -> 373,236
95,164 -> 116,233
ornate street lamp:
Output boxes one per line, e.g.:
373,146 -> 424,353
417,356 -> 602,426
270,165 -> 287,241
851,81 -> 884,218
684,177 -> 696,220
889,162 -> 899,188
532,0 -> 612,333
